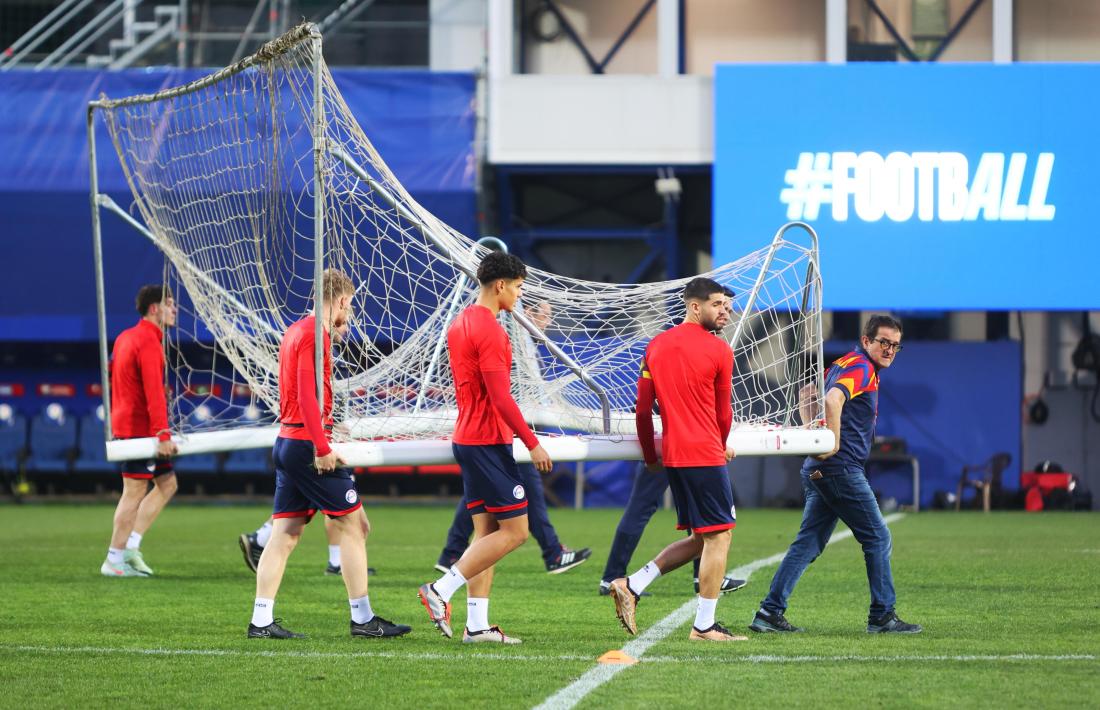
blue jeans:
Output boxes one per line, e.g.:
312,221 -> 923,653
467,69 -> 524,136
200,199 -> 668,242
438,463 -> 562,566
761,465 -> 896,621
600,464 -> 704,583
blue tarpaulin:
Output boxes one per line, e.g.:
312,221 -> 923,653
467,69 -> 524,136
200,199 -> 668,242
0,68 -> 476,341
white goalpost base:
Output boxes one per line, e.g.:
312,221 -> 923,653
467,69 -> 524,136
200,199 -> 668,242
105,424 -> 835,464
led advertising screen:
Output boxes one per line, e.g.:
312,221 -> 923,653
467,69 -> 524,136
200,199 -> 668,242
714,63 -> 1100,310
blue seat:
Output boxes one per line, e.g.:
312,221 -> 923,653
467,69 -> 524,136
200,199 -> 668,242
222,447 -> 271,474
213,404 -> 273,475
0,409 -> 28,474
173,451 -> 221,475
27,406 -> 78,475
74,413 -> 112,474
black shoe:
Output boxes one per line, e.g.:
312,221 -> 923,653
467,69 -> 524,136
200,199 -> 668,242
749,609 -> 804,633
239,533 -> 263,574
599,580 -> 650,597
867,611 -> 922,634
247,619 -> 306,639
694,576 -> 747,594
325,564 -> 377,576
546,546 -> 591,574
351,615 -> 412,638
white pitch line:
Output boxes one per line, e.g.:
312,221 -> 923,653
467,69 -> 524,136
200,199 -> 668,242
2,645 -> 1093,667
533,512 -> 907,710
640,653 -> 1098,664
3,644 -> 594,663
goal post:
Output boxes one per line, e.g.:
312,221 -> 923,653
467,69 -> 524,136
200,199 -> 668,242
88,23 -> 833,465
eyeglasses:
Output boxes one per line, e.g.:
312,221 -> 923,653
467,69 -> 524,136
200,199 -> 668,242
872,337 -> 903,352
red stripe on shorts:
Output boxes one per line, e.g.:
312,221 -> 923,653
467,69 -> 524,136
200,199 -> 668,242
692,522 -> 737,534
485,500 -> 528,514
322,500 -> 363,517
274,509 -> 316,519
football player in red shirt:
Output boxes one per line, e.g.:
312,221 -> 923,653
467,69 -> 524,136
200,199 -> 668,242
238,323 -> 376,579
248,269 -> 409,640
418,252 -> 552,644
101,285 -> 179,578
609,277 -> 747,642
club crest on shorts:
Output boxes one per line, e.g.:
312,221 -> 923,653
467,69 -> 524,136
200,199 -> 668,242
513,485 -> 525,500
345,489 -> 358,504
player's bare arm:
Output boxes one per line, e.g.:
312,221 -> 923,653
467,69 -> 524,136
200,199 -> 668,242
814,387 -> 846,461
529,444 -> 552,473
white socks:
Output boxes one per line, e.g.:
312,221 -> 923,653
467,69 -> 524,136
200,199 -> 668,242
255,521 -> 273,548
627,561 -> 662,595
433,565 -> 467,602
107,547 -> 124,565
328,545 -> 341,568
252,597 -> 274,627
694,596 -> 718,631
467,598 -> 489,632
349,595 -> 374,624
126,532 -> 142,550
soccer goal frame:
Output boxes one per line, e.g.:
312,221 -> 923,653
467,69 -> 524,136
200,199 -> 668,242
87,23 -> 833,466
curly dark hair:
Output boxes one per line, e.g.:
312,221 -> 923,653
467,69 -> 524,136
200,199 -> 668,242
477,252 -> 527,285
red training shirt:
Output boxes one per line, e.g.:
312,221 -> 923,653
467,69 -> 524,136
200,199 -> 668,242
110,319 -> 171,441
278,315 -> 333,457
635,321 -> 734,467
448,305 -> 538,450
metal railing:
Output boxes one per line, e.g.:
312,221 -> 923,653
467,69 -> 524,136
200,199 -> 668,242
3,0 -> 400,71
1,0 -> 98,69
2,0 -> 181,71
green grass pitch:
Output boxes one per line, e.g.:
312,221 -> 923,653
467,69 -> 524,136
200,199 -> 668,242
0,504 -> 1096,708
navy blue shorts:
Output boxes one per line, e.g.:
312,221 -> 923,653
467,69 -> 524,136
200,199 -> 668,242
120,437 -> 174,480
272,437 -> 361,522
452,443 -> 529,520
667,465 -> 737,534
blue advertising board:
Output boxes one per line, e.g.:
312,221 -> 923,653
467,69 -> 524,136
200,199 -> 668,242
714,64 -> 1100,310
0,68 -> 476,341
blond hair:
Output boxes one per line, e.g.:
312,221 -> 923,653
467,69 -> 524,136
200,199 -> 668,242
322,268 -> 355,302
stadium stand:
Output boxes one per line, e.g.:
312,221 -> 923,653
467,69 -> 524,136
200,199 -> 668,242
0,403 -> 28,475
74,407 -> 110,474
26,403 -> 78,475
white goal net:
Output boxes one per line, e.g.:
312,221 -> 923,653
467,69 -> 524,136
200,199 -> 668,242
88,24 -> 831,465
